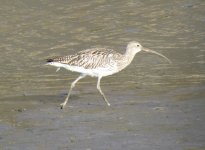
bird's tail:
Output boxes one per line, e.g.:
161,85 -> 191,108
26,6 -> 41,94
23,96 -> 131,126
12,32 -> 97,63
45,58 -> 60,71
46,58 -> 54,62
46,56 -> 63,63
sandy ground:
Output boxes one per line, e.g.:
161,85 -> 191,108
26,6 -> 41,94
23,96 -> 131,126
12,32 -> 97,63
0,86 -> 205,150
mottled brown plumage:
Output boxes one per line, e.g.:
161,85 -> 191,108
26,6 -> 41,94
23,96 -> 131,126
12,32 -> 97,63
47,48 -> 123,69
46,41 -> 171,109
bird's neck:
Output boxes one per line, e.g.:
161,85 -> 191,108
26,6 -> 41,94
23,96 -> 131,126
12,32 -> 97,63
116,50 -> 136,72
124,49 -> 136,64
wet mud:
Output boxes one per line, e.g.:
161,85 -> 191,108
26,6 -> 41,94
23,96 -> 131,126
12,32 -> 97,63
0,85 -> 204,150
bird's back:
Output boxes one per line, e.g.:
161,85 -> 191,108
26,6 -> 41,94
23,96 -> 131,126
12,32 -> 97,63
47,48 -> 123,70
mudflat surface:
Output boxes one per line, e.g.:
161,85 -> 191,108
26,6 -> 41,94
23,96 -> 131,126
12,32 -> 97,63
0,85 -> 204,150
0,0 -> 205,149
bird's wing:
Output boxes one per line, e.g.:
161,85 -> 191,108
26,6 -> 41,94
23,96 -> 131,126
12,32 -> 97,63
48,48 -> 121,69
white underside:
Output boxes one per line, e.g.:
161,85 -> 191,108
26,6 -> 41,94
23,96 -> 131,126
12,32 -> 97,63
46,62 -> 118,77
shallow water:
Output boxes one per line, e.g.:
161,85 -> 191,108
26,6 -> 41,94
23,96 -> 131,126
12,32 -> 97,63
0,0 -> 205,149
0,0 -> 204,98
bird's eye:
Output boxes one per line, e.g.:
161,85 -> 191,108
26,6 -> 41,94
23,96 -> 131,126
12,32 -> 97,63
137,45 -> 140,47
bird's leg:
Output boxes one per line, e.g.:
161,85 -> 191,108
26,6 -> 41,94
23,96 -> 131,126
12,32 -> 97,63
96,77 -> 111,106
60,74 -> 86,109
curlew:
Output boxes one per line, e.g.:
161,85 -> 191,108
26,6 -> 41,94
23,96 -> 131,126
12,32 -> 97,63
46,41 -> 171,109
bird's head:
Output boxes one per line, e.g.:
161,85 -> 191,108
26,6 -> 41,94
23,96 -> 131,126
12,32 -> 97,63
126,41 -> 142,54
126,41 -> 171,63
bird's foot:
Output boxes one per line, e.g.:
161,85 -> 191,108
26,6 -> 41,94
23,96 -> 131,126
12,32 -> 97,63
60,102 -> 66,109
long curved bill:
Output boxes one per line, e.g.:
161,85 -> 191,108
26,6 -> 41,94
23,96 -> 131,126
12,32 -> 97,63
142,47 -> 171,64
